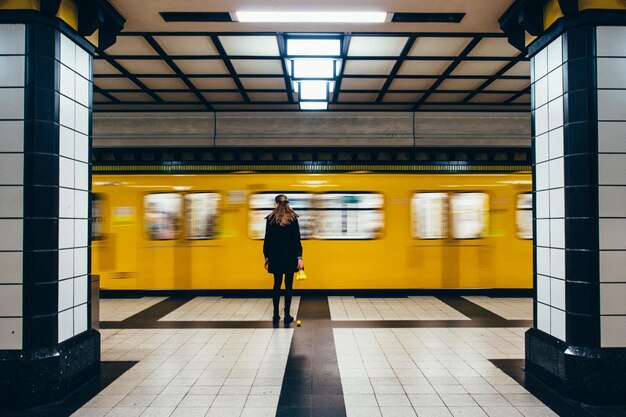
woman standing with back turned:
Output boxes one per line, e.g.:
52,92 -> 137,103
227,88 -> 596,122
264,194 -> 304,324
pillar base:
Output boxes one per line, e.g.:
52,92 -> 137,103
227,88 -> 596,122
0,329 -> 100,407
525,328 -> 626,405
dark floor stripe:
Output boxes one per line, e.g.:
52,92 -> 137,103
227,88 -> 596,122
491,359 -> 626,417
0,361 -> 137,417
437,295 -> 509,321
277,296 -> 346,417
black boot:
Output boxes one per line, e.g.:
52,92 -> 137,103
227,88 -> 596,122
272,297 -> 280,323
284,296 -> 293,324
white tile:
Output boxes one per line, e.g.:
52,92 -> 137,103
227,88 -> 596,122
597,26 -> 626,57
60,64 -> 75,100
547,67 -> 563,101
597,58 -> 626,89
0,56 -> 25,87
534,77 -> 548,109
600,251 -> 626,282
548,127 -> 563,159
550,307 -> 565,341
58,218 -> 74,249
76,47 -> 91,81
75,103 -> 89,135
0,24 -> 25,55
0,252 -> 22,284
0,186 -> 22,217
0,317 -> 22,350
537,303 -> 550,334
547,36 -> 562,73
549,219 -> 565,249
536,219 -> 550,247
600,219 -> 626,250
59,187 -> 75,218
549,188 -> 564,218
75,190 -> 89,219
58,308 -> 74,343
74,275 -> 88,306
599,122 -> 626,152
59,95 -> 75,130
536,247 -> 550,276
60,34 -> 76,71
533,49 -> 548,81
599,186 -> 626,217
75,247 -> 88,276
598,89 -> 626,121
599,154 -> 626,185
75,218 -> 88,247
59,248 -> 74,280
536,190 -> 549,219
74,303 -> 88,335
601,284 -> 626,314
601,316 -> 626,347
75,73 -> 90,107
550,249 -> 565,279
535,133 -> 549,163
59,157 -> 75,189
548,96 -> 563,130
59,126 -> 75,159
535,162 -> 549,191
0,219 -> 23,251
0,88 -> 23,120
0,153 -> 23,185
75,161 -> 89,191
0,284 -> 22,316
75,132 -> 89,163
534,105 -> 549,136
0,121 -> 24,152
549,157 -> 564,189
58,277 -> 74,312
550,278 -> 565,310
537,275 -> 550,304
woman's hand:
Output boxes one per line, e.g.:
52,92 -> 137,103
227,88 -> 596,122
264,261 -> 269,271
297,259 -> 304,270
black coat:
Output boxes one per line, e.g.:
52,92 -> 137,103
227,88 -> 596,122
263,217 -> 303,274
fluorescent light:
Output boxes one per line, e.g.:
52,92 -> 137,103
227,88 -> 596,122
299,81 -> 328,100
300,101 -> 328,110
236,11 -> 387,23
292,59 -> 335,79
287,39 -> 341,56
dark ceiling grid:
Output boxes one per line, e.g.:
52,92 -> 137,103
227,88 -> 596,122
143,35 -> 215,111
411,36 -> 483,111
276,34 -> 294,103
94,51 -> 164,103
330,34 -> 351,104
93,85 -> 120,103
209,34 -> 250,103
461,52 -> 528,103
375,35 -> 417,103
503,86 -> 531,104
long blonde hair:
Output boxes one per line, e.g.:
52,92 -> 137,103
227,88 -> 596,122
268,194 -> 298,226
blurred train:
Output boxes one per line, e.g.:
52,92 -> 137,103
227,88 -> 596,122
92,172 -> 533,290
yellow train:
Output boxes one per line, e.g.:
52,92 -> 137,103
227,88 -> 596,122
92,172 -> 533,291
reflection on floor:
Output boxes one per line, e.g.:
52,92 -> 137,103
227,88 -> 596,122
157,297 -> 301,322
100,297 -> 168,321
328,296 -> 469,321
462,297 -> 533,320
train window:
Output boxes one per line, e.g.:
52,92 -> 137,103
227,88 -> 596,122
92,193 -> 105,241
315,193 -> 384,240
411,193 -> 447,239
185,193 -> 220,240
249,193 -> 315,240
516,193 -> 533,239
144,193 -> 182,240
450,193 -> 489,239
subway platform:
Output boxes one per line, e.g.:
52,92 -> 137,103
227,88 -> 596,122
2,295 -> 626,417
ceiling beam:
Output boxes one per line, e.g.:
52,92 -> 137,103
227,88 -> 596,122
209,35 -> 250,102
331,34 -> 352,104
376,35 -> 417,103
276,34 -> 294,104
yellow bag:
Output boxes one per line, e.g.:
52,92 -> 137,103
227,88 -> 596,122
295,269 -> 307,281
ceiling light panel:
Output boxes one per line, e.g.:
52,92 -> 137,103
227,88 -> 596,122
408,37 -> 472,57
298,81 -> 328,100
174,60 -> 230,75
231,59 -> 284,74
343,60 -> 396,75
235,11 -> 387,23
397,60 -> 452,76
154,36 -> 219,56
286,38 -> 341,56
348,36 -> 408,56
116,59 -> 174,75
300,101 -> 328,110
219,36 -> 280,56
292,59 -> 336,79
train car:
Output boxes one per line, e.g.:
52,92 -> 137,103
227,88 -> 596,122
92,171 -> 533,291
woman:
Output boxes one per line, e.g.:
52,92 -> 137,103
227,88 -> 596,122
263,194 -> 304,324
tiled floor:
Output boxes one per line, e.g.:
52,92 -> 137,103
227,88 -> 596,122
158,297 -> 301,321
100,297 -> 168,321
328,296 -> 469,321
462,297 -> 533,320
